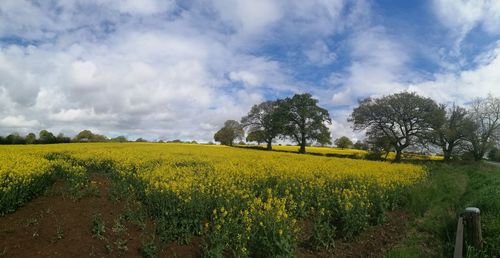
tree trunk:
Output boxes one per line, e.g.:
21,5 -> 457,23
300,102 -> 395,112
299,133 -> 306,154
266,141 -> 272,150
474,151 -> 484,161
394,149 -> 402,163
443,143 -> 455,162
299,144 -> 306,154
443,150 -> 451,162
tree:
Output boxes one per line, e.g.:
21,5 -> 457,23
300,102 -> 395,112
111,136 -> 128,142
465,95 -> 500,161
56,133 -> 71,143
246,130 -> 266,145
316,126 -> 332,146
136,137 -> 148,142
6,133 -> 25,144
214,120 -> 244,146
277,93 -> 332,153
241,101 -> 283,150
428,104 -> 473,161
353,140 -> 369,150
74,130 -> 94,142
350,92 -> 444,162
39,130 -> 56,144
25,133 -> 37,144
74,130 -> 108,142
488,147 -> 500,162
334,136 -> 353,149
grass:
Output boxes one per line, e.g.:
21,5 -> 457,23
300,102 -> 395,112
387,162 -> 500,257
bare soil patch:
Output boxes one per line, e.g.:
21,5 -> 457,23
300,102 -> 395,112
0,173 -> 201,258
298,210 -> 409,258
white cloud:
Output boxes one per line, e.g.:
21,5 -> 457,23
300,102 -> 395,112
0,115 -> 39,128
330,26 -> 408,106
409,42 -> 500,104
433,0 -> 500,35
304,40 -> 337,65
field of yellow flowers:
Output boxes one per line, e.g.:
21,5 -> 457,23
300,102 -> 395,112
269,145 -> 443,161
0,143 -> 427,256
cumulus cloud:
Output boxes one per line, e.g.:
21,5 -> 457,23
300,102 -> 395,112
432,0 -> 500,35
0,115 -> 39,128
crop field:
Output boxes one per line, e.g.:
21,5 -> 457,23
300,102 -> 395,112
0,143 -> 428,257
249,145 -> 443,161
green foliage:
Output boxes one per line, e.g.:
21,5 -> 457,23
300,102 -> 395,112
487,147 -> 500,162
140,235 -> 157,258
91,213 -> 106,240
276,93 -> 332,153
334,136 -> 353,149
241,100 -> 283,150
39,130 -> 57,144
387,162 -> 500,257
214,120 -> 244,146
350,91 -> 444,162
74,129 -> 108,142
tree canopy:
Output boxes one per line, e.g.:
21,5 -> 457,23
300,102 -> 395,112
241,101 -> 282,150
350,92 -> 443,162
465,95 -> 500,161
214,120 -> 244,146
334,136 -> 353,149
277,93 -> 332,153
428,104 -> 473,161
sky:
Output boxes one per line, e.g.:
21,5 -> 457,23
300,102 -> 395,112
0,0 -> 500,142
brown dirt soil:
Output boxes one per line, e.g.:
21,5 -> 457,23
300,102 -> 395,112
298,210 -> 409,258
0,174 -> 201,258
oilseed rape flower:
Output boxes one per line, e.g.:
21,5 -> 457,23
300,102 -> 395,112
0,143 -> 426,256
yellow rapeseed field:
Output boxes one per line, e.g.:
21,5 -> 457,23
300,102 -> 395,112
0,143 -> 427,256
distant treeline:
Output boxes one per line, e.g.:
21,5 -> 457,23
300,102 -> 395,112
0,130 -> 116,145
0,129 -> 204,145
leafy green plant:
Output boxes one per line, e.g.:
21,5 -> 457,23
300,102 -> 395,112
91,213 -> 106,240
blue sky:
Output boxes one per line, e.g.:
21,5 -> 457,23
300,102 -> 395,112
0,0 -> 499,142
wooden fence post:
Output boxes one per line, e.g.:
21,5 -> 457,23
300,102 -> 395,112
464,207 -> 483,250
453,216 -> 464,258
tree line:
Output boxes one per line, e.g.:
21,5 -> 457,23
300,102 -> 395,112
215,92 -> 500,162
0,130 -> 129,144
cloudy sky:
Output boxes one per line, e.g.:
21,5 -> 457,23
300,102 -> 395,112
0,0 -> 499,142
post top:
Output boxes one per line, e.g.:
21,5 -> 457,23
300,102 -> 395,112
465,207 -> 480,214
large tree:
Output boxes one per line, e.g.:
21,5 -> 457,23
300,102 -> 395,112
350,92 -> 443,162
465,95 -> 500,161
428,104 -> 473,161
241,101 -> 282,150
277,93 -> 332,154
214,120 -> 244,146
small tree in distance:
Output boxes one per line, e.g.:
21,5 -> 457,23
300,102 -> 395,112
246,130 -> 266,145
214,120 -> 244,146
334,136 -> 353,149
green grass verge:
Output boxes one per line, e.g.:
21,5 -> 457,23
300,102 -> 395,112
387,162 -> 500,257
